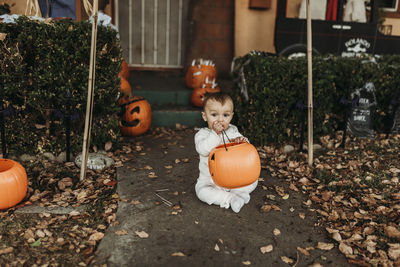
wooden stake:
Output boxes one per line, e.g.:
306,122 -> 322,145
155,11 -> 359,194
80,0 -> 99,181
306,0 -> 313,166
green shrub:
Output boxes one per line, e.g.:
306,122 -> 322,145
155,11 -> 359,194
232,53 -> 399,146
0,16 -> 122,156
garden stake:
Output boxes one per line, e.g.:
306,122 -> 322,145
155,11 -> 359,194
306,0 -> 314,166
0,82 -> 6,158
80,0 -> 99,181
65,89 -> 71,162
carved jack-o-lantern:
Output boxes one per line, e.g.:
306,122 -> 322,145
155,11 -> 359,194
191,86 -> 221,107
119,95 -> 152,136
208,142 -> 260,189
185,59 -> 217,89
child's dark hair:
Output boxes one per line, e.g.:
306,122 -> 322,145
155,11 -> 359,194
202,92 -> 233,110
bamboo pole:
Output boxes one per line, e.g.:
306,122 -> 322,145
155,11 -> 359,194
306,0 -> 313,166
80,0 -> 99,181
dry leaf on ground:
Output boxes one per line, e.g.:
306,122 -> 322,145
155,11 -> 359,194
135,231 -> 149,239
317,242 -> 334,251
260,245 -> 273,254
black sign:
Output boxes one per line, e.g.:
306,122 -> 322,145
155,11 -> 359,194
347,82 -> 376,138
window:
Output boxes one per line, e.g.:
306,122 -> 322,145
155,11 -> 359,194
379,0 -> 398,11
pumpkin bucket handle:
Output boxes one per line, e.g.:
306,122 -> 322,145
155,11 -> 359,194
221,130 -> 232,151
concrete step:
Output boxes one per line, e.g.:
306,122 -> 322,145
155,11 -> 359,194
135,90 -> 192,106
151,105 -> 206,127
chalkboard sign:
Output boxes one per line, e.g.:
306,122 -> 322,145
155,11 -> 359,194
347,82 -> 376,138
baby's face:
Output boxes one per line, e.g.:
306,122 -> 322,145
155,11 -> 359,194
202,99 -> 234,131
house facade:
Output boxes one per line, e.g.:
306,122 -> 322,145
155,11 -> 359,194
5,0 -> 400,77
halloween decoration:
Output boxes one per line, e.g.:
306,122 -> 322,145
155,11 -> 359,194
191,80 -> 221,107
119,60 -> 130,80
208,138 -> 260,189
120,77 -> 132,96
0,159 -> 28,210
119,95 -> 152,136
185,59 -> 217,89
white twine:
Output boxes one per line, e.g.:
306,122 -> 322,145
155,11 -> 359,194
25,0 -> 41,17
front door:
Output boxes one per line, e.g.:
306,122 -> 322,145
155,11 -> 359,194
115,0 -> 188,68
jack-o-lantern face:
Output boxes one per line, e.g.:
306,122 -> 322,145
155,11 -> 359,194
185,60 -> 217,89
119,96 -> 152,136
191,86 -> 221,107
208,142 -> 260,189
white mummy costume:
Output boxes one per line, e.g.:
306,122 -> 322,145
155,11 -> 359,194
194,124 -> 258,212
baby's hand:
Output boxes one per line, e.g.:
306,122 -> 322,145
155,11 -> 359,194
212,121 -> 224,135
232,136 -> 247,143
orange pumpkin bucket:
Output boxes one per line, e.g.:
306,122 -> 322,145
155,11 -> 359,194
208,137 -> 260,189
0,159 -> 28,210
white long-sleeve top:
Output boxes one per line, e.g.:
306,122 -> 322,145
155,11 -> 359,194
195,124 -> 243,184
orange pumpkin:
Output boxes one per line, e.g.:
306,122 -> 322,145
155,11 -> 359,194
208,142 -> 260,189
0,159 -> 28,210
119,96 -> 152,136
191,86 -> 221,107
185,60 -> 217,89
119,60 -> 130,80
120,77 -> 132,96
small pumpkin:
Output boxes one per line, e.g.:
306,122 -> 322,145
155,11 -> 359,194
0,159 -> 28,210
119,95 -> 152,136
191,85 -> 221,107
120,77 -> 132,96
119,60 -> 130,80
208,142 -> 260,189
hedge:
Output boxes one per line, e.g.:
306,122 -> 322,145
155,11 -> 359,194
0,16 -> 123,156
231,52 -> 400,146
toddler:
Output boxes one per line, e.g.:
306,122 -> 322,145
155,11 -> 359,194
194,92 -> 258,213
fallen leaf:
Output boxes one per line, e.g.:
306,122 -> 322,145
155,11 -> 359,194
385,226 -> 400,240
69,210 -> 80,216
388,244 -> 400,260
273,228 -> 281,236
164,165 -> 173,169
281,256 -> 294,264
317,242 -> 334,250
148,172 -> 158,178
171,252 -> 185,257
297,247 -> 310,256
214,244 -> 220,251
89,232 -> 104,241
242,260 -> 251,265
260,205 -> 272,212
115,229 -> 128,236
339,242 -> 353,255
299,213 -> 305,219
0,247 -> 13,255
260,245 -> 273,254
105,141 -> 112,151
282,194 -> 290,200
144,165 -> 153,170
135,231 -> 149,239
30,239 -> 41,247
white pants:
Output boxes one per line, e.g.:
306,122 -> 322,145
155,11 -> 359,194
195,179 -> 258,209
